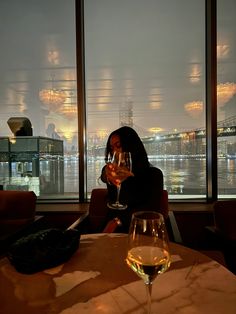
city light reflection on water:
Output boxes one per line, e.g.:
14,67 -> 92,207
0,157 -> 235,198
85,157 -> 236,198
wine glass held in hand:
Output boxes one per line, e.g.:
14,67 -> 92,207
107,151 -> 133,210
125,211 -> 171,314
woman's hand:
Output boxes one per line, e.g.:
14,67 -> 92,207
105,163 -> 134,186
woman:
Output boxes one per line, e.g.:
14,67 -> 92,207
100,126 -> 164,232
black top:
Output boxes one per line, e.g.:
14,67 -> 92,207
101,166 -> 164,232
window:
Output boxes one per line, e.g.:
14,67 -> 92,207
217,0 -> 236,197
0,0 -> 79,200
84,0 -> 207,199
0,0 -> 235,201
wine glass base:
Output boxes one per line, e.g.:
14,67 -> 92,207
107,202 -> 127,210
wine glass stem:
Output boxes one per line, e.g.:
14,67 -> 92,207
115,184 -> 121,204
145,282 -> 152,314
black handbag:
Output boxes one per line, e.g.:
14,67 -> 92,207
7,228 -> 80,274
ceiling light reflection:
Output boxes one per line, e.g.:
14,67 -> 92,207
217,82 -> 236,106
60,104 -> 77,120
48,50 -> 60,65
39,89 -> 67,110
190,64 -> 201,83
217,44 -> 230,59
149,127 -> 163,134
184,101 -> 203,117
149,102 -> 161,109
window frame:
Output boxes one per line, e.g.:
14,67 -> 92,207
75,0 -> 220,203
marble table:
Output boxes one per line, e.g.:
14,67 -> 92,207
0,233 -> 235,314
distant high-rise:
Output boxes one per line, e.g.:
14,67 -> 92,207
119,99 -> 133,127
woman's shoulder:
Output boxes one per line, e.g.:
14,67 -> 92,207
148,165 -> 163,175
135,165 -> 163,180
146,166 -> 164,184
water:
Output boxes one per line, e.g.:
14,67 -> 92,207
86,157 -> 236,197
1,157 -> 236,198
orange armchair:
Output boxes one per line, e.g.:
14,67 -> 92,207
0,190 -> 37,254
206,200 -> 236,274
0,190 -> 36,225
87,188 -> 182,242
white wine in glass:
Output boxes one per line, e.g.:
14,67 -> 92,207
107,151 -> 132,210
126,211 -> 171,314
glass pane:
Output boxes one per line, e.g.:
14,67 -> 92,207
0,0 -> 78,199
217,0 -> 236,198
84,0 -> 206,199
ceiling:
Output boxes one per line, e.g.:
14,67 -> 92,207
0,0 -> 236,143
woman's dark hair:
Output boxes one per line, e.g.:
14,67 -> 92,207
105,126 -> 150,173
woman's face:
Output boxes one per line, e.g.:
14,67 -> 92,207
110,134 -> 122,153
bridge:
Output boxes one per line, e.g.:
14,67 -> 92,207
91,115 -> 236,157
141,115 -> 236,144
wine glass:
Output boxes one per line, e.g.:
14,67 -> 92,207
107,151 -> 132,210
125,211 -> 171,314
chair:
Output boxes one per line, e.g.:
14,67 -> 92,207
0,190 -> 36,224
206,200 -> 236,274
87,188 -> 182,243
0,190 -> 37,254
